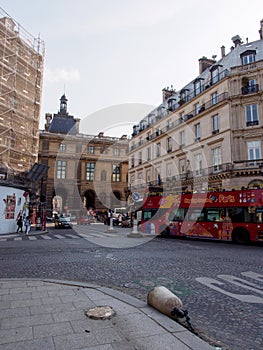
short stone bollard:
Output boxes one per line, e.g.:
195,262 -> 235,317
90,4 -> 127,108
147,286 -> 184,320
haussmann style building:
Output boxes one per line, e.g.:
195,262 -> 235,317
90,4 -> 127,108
128,19 -> 263,198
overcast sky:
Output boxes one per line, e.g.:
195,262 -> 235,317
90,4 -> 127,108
1,0 -> 262,136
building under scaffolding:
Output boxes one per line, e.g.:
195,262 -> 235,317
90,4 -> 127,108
0,7 -> 44,175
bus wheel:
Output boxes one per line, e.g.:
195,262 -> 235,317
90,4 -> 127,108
232,228 -> 250,244
160,226 -> 170,237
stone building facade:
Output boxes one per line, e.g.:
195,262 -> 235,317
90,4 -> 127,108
128,19 -> 263,198
38,95 -> 129,217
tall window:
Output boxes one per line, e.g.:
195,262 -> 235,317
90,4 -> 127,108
211,68 -> 219,84
156,142 -> 161,157
246,104 -> 258,126
194,80 -> 201,96
57,161 -> 66,179
131,156 -> 134,167
147,147 -> 151,160
212,115 -> 219,133
86,163 -> 95,181
180,130 -> 185,146
59,143 -> 66,152
194,102 -> 200,115
195,123 -> 200,141
212,147 -> 222,172
211,92 -> 218,105
114,148 -> 120,156
88,146 -> 94,154
247,141 -> 261,161
167,137 -> 172,152
138,151 -> 142,164
194,153 -> 202,176
112,164 -> 120,182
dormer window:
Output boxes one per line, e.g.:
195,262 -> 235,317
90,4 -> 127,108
194,79 -> 203,96
240,50 -> 256,65
209,65 -> 220,85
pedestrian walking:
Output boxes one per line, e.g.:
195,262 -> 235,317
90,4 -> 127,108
16,216 -> 23,233
24,216 -> 31,234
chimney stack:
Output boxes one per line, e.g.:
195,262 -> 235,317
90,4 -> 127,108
198,57 -> 216,74
74,118 -> 80,134
259,19 -> 263,40
231,35 -> 242,47
221,45 -> 226,58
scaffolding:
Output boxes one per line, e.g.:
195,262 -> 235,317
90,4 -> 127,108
0,7 -> 44,174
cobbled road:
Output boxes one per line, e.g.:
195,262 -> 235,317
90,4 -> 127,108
0,225 -> 262,350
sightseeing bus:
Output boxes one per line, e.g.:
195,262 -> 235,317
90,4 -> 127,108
141,188 -> 263,244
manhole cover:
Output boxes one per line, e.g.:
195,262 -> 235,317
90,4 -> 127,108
85,306 -> 115,320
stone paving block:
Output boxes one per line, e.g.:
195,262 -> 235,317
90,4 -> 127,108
72,299 -> 96,310
0,327 -> 33,345
31,291 -> 49,299
36,285 -> 63,292
95,298 -> 137,316
0,288 -> 9,296
98,287 -> 145,308
47,288 -> 78,297
53,332 -> 98,350
172,329 -> 215,350
30,302 -> 77,316
33,321 -> 73,339
2,292 -> 34,301
41,296 -> 62,305
70,317 -> 115,333
27,280 -> 52,287
0,306 -> 30,319
111,341 -> 136,350
60,292 -> 93,304
130,333 -> 192,350
0,301 -> 11,310
115,312 -> 166,338
9,287 -> 37,294
0,337 -> 55,350
10,298 -> 42,308
1,313 -> 53,330
0,281 -> 28,288
52,309 -> 87,323
92,326 -> 125,344
82,289 -> 112,302
80,345 -> 114,350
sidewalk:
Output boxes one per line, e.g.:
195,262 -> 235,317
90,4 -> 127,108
0,279 -> 217,350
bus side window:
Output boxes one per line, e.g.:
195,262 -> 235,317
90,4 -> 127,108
256,208 -> 263,223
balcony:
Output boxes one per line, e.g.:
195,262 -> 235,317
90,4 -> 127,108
241,84 -> 259,95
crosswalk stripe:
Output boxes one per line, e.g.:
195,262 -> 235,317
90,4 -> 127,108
53,234 -> 66,239
40,235 -> 52,239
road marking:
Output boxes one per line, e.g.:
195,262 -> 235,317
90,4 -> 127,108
241,271 -> 263,282
217,274 -> 263,294
41,235 -> 52,239
196,271 -> 263,304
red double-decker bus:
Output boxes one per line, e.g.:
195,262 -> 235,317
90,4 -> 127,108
141,188 -> 263,244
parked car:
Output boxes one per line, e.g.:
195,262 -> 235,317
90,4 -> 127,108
77,216 -> 92,225
54,216 -> 72,229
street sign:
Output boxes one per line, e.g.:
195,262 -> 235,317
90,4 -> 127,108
132,192 -> 140,202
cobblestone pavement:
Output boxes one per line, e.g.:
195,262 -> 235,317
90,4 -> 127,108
0,225 -> 262,350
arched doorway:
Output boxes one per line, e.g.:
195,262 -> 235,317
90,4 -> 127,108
84,190 -> 95,209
